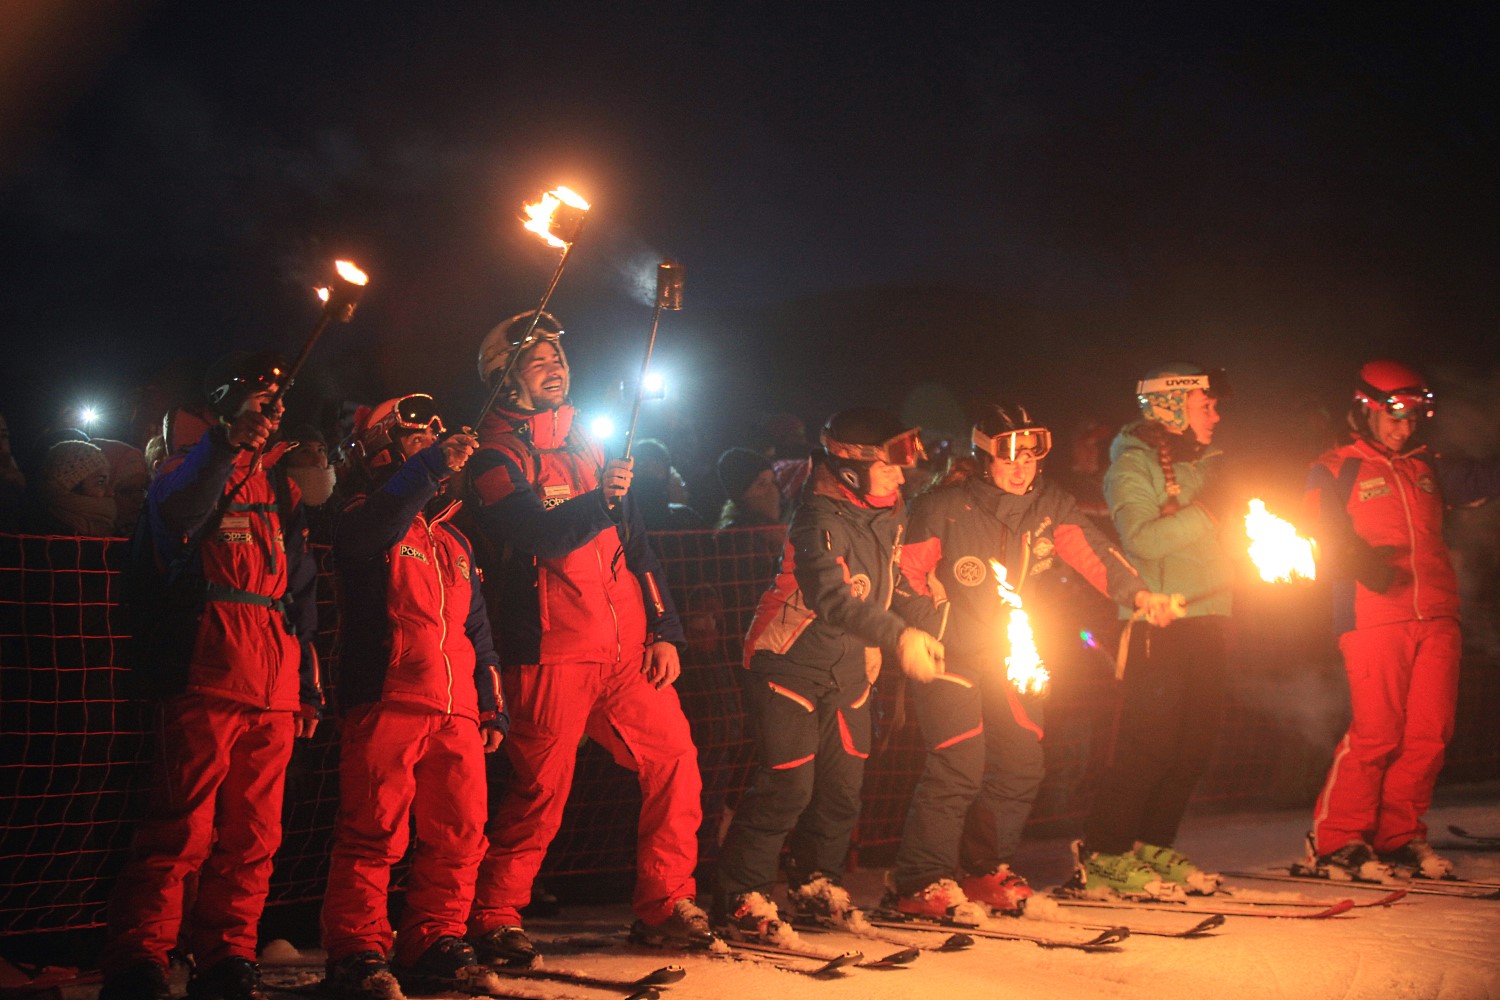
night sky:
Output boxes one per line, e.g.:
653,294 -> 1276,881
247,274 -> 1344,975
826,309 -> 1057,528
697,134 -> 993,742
1,2 -> 1495,480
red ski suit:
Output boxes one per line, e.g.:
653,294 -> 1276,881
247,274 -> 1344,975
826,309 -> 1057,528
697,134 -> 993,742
468,403 -> 698,929
321,444 -> 508,966
1306,437 -> 1500,854
104,415 -> 320,975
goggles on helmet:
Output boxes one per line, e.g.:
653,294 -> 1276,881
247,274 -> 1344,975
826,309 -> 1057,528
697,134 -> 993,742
822,426 -> 926,468
390,393 -> 446,436
1135,368 -> 1232,400
973,426 -> 1052,462
1356,381 -> 1434,420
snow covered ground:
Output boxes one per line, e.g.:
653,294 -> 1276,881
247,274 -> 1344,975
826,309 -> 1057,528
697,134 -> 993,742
96,783 -> 1500,1000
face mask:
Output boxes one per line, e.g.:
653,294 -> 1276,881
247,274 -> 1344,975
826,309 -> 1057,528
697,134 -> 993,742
287,464 -> 337,507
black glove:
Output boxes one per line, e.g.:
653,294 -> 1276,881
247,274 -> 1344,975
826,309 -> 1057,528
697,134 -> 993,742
1351,542 -> 1399,594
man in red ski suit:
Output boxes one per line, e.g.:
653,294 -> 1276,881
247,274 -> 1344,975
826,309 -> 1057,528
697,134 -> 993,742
101,352 -> 321,1000
465,312 -> 709,963
320,395 -> 510,999
1304,360 -> 1500,880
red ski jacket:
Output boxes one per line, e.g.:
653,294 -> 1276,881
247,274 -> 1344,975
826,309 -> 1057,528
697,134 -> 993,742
469,403 -> 683,666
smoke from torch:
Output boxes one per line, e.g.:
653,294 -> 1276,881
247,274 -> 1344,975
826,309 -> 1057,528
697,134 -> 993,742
990,560 -> 1050,697
622,259 -> 684,459
1245,498 -> 1318,583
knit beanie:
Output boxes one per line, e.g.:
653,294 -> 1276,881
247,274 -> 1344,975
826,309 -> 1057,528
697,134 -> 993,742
717,447 -> 773,502
43,440 -> 109,493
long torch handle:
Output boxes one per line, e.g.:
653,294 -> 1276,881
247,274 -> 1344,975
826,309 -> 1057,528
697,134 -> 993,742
621,305 -> 665,460
472,238 -> 580,429
268,311 -> 334,409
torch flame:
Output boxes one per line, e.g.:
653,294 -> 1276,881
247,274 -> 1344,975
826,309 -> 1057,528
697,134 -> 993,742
334,259 -> 369,285
523,186 -> 592,248
316,287 -> 330,303
1245,498 -> 1318,583
990,560 -> 1050,697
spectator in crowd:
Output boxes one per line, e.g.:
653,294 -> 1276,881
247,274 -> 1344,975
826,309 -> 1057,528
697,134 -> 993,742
715,408 -> 944,943
1076,362 -> 1234,898
143,434 -> 168,475
1301,360 -> 1500,880
285,425 -> 338,543
0,413 -> 27,532
95,438 -> 151,535
466,311 -> 709,964
630,438 -> 705,530
31,439 -> 116,536
100,350 -> 321,1000
320,394 -> 508,998
715,447 -> 779,529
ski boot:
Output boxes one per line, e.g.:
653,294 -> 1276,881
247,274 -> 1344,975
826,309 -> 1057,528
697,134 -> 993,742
787,872 -> 870,931
1380,838 -> 1454,880
186,958 -> 268,1000
323,951 -> 405,1000
718,891 -> 803,947
960,864 -> 1034,916
1067,839 -> 1184,900
1133,842 -> 1221,894
880,877 -> 989,925
629,897 -> 718,948
469,924 -> 538,968
393,936 -> 503,996
1300,834 -> 1392,882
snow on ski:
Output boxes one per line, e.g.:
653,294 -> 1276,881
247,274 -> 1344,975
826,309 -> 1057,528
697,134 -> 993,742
867,912 -> 1130,950
1217,885 -> 1409,908
1050,891 -> 1355,919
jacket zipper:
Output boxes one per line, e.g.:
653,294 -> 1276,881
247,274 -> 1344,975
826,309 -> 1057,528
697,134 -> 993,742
596,543 -> 622,662
426,518 -> 455,714
1386,452 -> 1422,619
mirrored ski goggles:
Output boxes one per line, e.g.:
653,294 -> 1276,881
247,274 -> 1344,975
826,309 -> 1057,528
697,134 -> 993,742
822,427 -> 926,467
1135,368 -> 1232,400
1358,385 -> 1434,420
973,426 -> 1052,461
391,394 -> 446,435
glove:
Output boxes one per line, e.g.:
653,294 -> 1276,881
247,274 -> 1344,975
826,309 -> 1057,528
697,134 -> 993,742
896,627 -> 945,684
1353,543 -> 1399,594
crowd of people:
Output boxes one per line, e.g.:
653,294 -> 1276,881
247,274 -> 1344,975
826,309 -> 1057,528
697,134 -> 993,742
1,324 -> 1493,1000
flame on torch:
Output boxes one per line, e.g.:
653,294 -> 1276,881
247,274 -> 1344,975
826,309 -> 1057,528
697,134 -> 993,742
990,560 -> 1050,697
1244,498 -> 1318,583
523,186 -> 591,248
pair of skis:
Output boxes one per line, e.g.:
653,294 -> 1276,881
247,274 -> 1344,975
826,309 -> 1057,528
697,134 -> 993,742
1225,866 -> 1500,900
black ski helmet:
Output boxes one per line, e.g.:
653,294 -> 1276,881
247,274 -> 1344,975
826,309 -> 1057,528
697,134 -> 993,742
971,403 -> 1052,465
204,350 -> 289,419
820,407 -> 924,495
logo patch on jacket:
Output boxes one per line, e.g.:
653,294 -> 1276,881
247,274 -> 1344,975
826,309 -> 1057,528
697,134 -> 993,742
849,573 -> 872,600
1357,476 -> 1391,502
398,544 -> 429,563
952,555 -> 987,587
541,483 -> 571,509
1416,474 -> 1437,494
457,556 -> 470,580
1033,537 -> 1054,560
218,514 -> 251,544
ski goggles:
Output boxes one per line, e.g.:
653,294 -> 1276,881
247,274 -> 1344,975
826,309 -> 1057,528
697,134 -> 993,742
1135,368 -> 1232,399
822,426 -> 926,467
973,426 -> 1052,461
389,394 -> 446,436
1357,381 -> 1434,420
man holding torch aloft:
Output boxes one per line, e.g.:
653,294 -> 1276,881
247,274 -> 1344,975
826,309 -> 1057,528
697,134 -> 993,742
464,311 -> 711,964
1301,360 -> 1500,882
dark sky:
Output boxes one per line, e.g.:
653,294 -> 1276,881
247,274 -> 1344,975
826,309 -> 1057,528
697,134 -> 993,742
0,2 -> 1495,474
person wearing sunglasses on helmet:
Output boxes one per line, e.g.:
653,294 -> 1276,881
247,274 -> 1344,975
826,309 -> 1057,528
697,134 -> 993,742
465,311 -> 708,963
1301,360 -> 1500,882
320,394 -> 510,998
884,403 -> 1175,921
716,407 -> 946,944
1075,362 -> 1236,901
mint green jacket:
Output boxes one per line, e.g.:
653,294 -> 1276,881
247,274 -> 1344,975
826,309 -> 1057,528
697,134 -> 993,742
1104,421 -> 1232,619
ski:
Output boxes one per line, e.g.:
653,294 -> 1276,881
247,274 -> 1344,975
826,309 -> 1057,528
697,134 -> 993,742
868,912 -> 1129,950
1050,891 -> 1354,919
1449,824 -> 1500,847
1055,911 -> 1226,938
792,917 -> 975,952
496,962 -> 686,995
720,940 -> 865,976
1218,885 -> 1409,909
1226,868 -> 1500,900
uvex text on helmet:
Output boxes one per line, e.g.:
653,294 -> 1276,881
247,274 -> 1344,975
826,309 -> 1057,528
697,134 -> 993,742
204,351 -> 289,419
1135,362 -> 1230,434
476,310 -> 566,387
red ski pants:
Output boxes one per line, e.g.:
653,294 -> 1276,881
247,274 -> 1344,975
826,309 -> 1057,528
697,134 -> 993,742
1312,617 -> 1462,855
471,656 -> 701,929
321,704 -> 488,966
102,694 -> 294,974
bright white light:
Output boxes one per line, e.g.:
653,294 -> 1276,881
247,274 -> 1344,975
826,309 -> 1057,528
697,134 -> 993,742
79,406 -> 100,427
642,371 -> 666,398
590,415 -> 616,440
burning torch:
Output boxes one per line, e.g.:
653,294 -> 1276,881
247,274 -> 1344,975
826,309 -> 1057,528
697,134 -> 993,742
1244,498 -> 1318,583
621,259 -> 684,459
473,186 -> 591,428
269,259 -> 370,409
990,560 -> 1050,697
